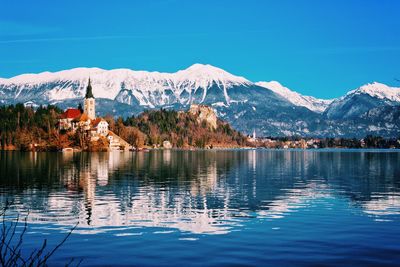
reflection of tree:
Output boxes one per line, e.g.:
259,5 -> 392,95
60,152 -> 133,225
0,150 -> 399,234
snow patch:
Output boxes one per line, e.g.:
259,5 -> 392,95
346,82 -> 400,102
1,64 -> 251,106
256,81 -> 333,113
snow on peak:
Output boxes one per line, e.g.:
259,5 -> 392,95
176,63 -> 250,87
347,82 -> 400,102
0,64 -> 252,106
5,67 -> 105,84
2,64 -> 250,88
256,81 -> 332,113
171,64 -> 251,105
185,63 -> 221,72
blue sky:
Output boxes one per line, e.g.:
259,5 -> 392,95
1,0 -> 399,98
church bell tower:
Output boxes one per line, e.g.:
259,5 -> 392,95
84,78 -> 96,120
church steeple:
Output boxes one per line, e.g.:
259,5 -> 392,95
85,78 -> 94,99
84,78 -> 96,120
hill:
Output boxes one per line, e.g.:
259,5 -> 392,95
0,103 -> 247,151
111,105 -> 247,149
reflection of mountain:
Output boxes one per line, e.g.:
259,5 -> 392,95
0,150 -> 399,234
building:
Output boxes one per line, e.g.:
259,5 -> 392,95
59,108 -> 82,131
163,140 -> 172,149
76,113 -> 92,131
248,129 -> 257,142
58,78 -> 103,134
58,78 -> 133,151
84,78 -> 96,120
92,118 -> 109,136
107,131 -> 131,151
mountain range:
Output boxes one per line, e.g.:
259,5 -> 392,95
1,64 -> 399,137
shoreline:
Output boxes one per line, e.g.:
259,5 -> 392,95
2,147 -> 400,153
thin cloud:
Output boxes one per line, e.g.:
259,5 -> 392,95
0,35 -> 136,44
0,21 -> 59,36
0,30 -> 271,44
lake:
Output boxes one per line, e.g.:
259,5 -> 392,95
1,150 -> 400,266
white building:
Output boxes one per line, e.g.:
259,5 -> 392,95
92,119 -> 109,136
107,131 -> 132,151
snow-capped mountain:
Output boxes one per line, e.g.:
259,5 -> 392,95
116,64 -> 253,108
324,82 -> 400,119
350,82 -> 400,102
0,65 -> 399,137
0,64 -> 251,108
256,81 -> 333,113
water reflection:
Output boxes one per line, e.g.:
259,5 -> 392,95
362,194 -> 400,216
0,150 -> 399,235
258,182 -> 331,219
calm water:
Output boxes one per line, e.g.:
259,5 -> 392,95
1,150 -> 400,266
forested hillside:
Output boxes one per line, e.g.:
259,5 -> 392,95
115,109 -> 247,149
0,104 -> 247,150
0,104 -> 62,150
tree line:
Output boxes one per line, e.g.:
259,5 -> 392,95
1,103 -> 398,150
261,135 -> 400,149
0,104 -> 61,150
0,104 -> 246,150
106,109 -> 247,149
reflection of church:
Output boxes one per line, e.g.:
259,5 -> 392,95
61,152 -> 132,225
58,79 -> 131,150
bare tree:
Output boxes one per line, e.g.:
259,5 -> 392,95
0,201 -> 80,267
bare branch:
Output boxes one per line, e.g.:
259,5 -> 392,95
0,201 -> 80,267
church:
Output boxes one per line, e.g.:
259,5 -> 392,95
59,78 -> 108,136
58,79 -> 131,151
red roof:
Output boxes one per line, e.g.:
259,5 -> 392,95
91,118 -> 102,127
61,108 -> 81,119
91,118 -> 108,128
